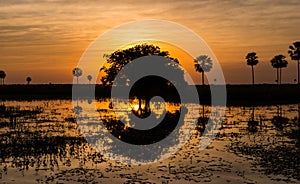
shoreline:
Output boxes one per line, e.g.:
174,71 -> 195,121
0,84 -> 299,106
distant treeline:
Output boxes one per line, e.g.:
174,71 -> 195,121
0,84 -> 299,106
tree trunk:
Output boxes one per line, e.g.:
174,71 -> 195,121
276,68 -> 279,85
298,103 -> 300,126
298,59 -> 300,84
279,68 -> 282,85
202,71 -> 205,85
251,65 -> 255,85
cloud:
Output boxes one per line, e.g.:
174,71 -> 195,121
0,0 -> 300,83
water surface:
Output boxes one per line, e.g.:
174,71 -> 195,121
0,100 -> 299,183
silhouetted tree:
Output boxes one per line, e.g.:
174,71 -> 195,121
246,52 -> 259,85
288,41 -> 300,84
100,44 -> 180,86
194,55 -> 213,85
270,55 -> 288,85
0,70 -> 6,85
26,77 -> 32,85
87,75 -> 92,84
72,67 -> 83,84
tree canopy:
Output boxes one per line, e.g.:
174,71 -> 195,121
194,55 -> 213,85
288,41 -> 300,84
0,70 -> 6,85
245,52 -> 259,85
246,52 -> 259,66
100,44 -> 184,87
270,55 -> 288,69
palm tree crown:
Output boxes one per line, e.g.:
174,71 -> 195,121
72,67 -> 83,84
245,52 -> 259,85
26,77 -> 32,85
270,55 -> 288,84
246,52 -> 259,66
87,75 -> 92,84
288,41 -> 300,84
194,55 -> 213,85
0,70 -> 6,85
72,67 -> 83,77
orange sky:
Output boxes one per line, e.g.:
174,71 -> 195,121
0,0 -> 300,84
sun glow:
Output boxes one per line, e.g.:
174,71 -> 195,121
132,104 -> 139,111
130,98 -> 146,112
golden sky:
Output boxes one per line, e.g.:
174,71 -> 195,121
0,0 -> 300,84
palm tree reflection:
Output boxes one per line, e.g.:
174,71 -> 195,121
271,105 -> 288,131
197,104 -> 209,133
247,106 -> 258,133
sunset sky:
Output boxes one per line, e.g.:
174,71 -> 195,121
0,0 -> 300,84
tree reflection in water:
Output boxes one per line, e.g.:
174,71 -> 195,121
0,100 -> 299,182
247,106 -> 259,133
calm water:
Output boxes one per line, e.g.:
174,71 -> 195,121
0,99 -> 299,183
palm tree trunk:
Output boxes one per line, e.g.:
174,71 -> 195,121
298,59 -> 300,84
279,68 -> 282,85
297,104 -> 300,139
251,65 -> 255,85
202,71 -> 204,85
276,68 -> 279,85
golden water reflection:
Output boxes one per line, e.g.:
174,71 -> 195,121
0,99 -> 299,182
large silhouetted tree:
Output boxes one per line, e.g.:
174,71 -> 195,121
288,41 -> 300,84
0,70 -> 6,85
194,55 -> 213,85
100,44 -> 182,86
246,52 -> 259,85
270,55 -> 288,85
72,67 -> 83,84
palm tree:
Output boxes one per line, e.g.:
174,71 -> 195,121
72,67 -> 83,84
245,52 -> 259,85
26,77 -> 32,85
0,70 -> 6,85
194,55 -> 213,85
87,75 -> 92,84
270,55 -> 288,85
288,41 -> 300,84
